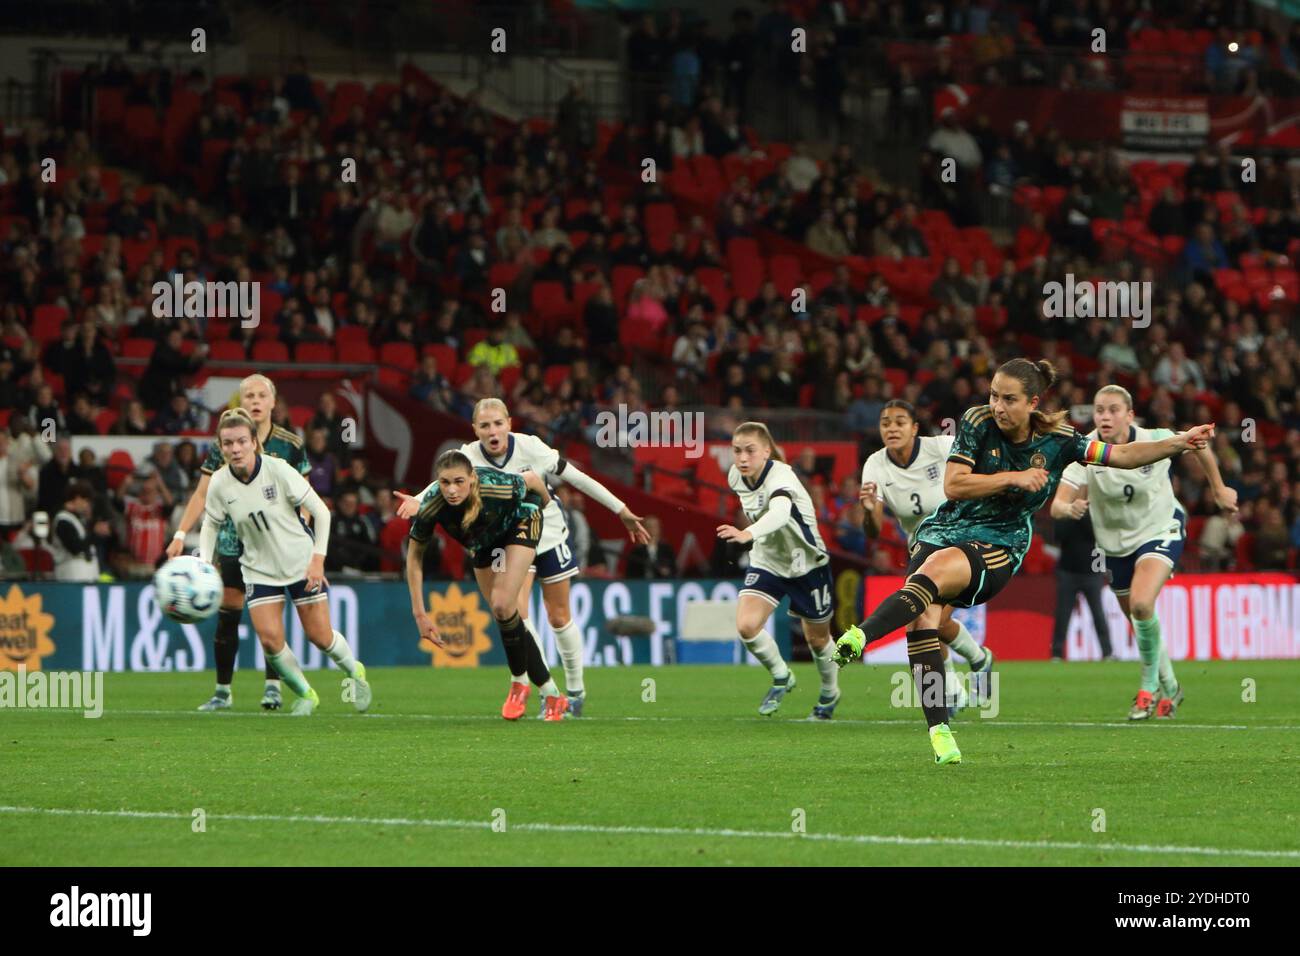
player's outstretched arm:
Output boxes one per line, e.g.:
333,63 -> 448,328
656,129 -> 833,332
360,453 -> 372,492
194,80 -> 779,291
167,472 -> 212,558
553,460 -> 650,543
1104,423 -> 1214,470
1191,443 -> 1239,514
405,537 -> 443,647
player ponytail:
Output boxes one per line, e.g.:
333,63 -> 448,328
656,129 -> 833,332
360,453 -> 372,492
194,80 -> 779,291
995,358 -> 1068,434
216,407 -> 261,457
733,422 -> 785,462
434,449 -> 482,530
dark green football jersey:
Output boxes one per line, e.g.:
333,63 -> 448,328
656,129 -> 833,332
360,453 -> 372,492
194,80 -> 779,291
202,425 -> 310,557
408,467 -> 543,558
916,405 -> 1100,571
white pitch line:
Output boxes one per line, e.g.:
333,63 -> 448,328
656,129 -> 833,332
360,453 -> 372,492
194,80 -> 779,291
4,708 -> 1292,730
0,805 -> 1296,861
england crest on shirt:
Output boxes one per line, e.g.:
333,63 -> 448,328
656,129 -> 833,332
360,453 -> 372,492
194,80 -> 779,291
926,464 -> 940,481
263,485 -> 277,501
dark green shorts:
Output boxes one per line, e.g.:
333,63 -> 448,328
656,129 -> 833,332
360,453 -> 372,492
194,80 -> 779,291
906,540 -> 1016,609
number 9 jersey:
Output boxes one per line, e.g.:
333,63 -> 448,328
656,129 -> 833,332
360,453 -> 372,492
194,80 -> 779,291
1060,424 -> 1186,557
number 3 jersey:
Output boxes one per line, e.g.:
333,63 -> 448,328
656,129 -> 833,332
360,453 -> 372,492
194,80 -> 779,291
727,459 -> 828,578
1061,424 -> 1185,557
203,454 -> 319,586
861,435 -> 954,545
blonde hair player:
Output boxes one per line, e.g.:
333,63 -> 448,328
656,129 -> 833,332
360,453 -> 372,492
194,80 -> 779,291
716,422 -> 842,718
169,374 -> 312,711
397,398 -> 650,718
1051,384 -> 1237,720
833,359 -> 1215,765
198,409 -> 371,716
859,399 -> 994,717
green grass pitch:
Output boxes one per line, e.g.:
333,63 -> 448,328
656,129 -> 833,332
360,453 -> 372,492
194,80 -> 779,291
3,662 -> 1298,866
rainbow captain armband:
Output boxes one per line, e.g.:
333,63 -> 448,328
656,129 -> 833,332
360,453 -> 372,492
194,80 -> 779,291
1084,440 -> 1112,465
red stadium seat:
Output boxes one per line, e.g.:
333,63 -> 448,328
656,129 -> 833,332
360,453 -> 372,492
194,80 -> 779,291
251,341 -> 289,363
422,343 -> 458,371
122,338 -> 155,360
379,342 -> 418,370
544,365 -> 571,391
32,304 -> 69,343
295,342 -> 336,365
105,450 -> 134,492
208,341 -> 247,362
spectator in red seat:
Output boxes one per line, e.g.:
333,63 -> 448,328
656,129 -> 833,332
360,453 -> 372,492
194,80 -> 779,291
212,213 -> 251,259
24,382 -> 65,439
930,256 -> 978,308
112,399 -> 150,436
305,427 -> 338,500
531,204 -> 570,251
165,195 -> 205,243
139,327 -> 205,408
152,393 -> 200,434
1253,501 -> 1290,570
1147,186 -> 1186,238
454,230 -> 491,291
65,393 -> 98,435
625,278 -> 670,341
1182,222 -> 1229,276
671,319 -> 711,383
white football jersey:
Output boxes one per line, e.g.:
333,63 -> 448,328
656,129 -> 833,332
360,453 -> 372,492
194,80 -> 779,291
461,433 -> 570,554
1061,425 -> 1185,556
728,459 -> 828,578
204,455 -> 320,586
861,435 -> 954,544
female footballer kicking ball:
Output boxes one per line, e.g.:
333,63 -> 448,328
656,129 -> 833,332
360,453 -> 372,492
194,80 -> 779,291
170,373 -> 311,712
860,400 -> 994,716
404,449 -> 571,721
834,359 -> 1214,765
716,422 -> 843,719
1051,384 -> 1237,720
397,398 -> 650,718
198,409 -> 371,716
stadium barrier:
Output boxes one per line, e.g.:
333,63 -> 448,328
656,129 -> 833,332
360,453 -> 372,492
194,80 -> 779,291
0,578 -> 792,674
864,572 -> 1300,661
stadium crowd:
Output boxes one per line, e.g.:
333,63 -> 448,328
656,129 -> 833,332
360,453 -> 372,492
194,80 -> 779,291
1,0 -> 1299,580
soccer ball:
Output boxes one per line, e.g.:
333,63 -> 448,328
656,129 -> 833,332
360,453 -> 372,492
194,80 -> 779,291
153,555 -> 224,624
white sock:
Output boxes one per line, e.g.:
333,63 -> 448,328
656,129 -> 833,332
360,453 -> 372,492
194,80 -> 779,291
267,645 -> 312,697
325,629 -> 358,678
264,678 -> 280,688
944,656 -> 968,705
540,677 -> 560,697
214,683 -> 231,696
946,619 -> 983,666
809,639 -> 839,695
742,629 -> 789,681
552,619 -> 585,695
